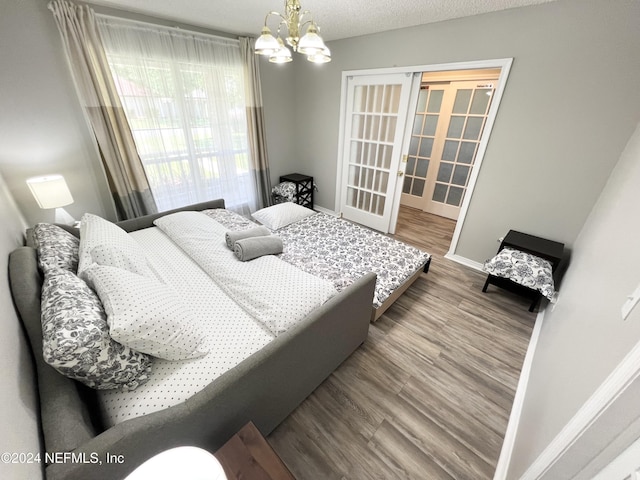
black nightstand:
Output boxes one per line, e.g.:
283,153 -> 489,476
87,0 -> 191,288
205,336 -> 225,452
279,173 -> 313,208
482,230 -> 564,311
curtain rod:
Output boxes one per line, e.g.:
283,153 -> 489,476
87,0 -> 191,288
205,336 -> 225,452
95,13 -> 242,47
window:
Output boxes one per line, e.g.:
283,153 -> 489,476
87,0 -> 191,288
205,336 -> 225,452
97,17 -> 257,213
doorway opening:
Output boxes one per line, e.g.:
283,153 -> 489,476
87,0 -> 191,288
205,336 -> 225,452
335,59 -> 512,260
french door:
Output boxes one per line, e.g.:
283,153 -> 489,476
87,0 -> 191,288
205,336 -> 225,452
401,79 -> 497,219
339,73 -> 417,233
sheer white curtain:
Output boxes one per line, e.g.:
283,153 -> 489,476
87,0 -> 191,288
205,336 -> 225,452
96,16 -> 257,213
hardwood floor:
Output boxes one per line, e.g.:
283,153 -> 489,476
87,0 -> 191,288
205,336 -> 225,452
268,205 -> 536,479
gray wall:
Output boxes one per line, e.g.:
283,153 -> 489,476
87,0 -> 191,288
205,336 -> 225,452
259,60 -> 299,187
508,122 -> 640,477
0,173 -> 42,480
260,0 -> 640,263
0,0 -> 116,225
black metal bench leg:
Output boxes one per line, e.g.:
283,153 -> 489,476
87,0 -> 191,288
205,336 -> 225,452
423,257 -> 431,274
482,276 -> 490,293
529,295 -> 540,312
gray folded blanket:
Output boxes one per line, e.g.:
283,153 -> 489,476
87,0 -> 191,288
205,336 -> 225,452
234,235 -> 283,262
225,226 -> 271,250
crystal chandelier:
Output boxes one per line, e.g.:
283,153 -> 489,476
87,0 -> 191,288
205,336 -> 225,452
254,0 -> 331,64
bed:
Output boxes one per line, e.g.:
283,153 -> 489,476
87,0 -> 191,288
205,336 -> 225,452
9,199 -> 377,480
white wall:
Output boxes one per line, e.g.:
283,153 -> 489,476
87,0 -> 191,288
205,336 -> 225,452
507,123 -> 640,477
0,173 -> 42,480
260,0 -> 640,263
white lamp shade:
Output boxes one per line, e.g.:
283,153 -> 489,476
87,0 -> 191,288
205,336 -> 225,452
255,27 -> 280,55
297,24 -> 326,55
27,175 -> 74,209
269,38 -> 293,63
308,46 -> 331,63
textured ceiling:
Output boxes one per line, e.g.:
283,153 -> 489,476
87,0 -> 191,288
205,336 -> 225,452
87,0 -> 555,41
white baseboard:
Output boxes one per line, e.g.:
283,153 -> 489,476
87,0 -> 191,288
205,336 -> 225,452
444,252 -> 484,272
313,205 -> 338,216
493,307 -> 546,479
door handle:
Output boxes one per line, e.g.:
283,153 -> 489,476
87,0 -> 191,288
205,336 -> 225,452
397,171 -> 404,177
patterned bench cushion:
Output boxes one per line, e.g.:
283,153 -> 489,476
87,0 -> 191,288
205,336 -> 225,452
483,247 -> 555,299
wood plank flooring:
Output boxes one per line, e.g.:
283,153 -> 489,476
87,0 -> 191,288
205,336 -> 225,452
268,206 -> 536,479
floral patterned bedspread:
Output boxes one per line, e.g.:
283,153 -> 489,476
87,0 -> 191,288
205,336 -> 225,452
203,209 -> 431,308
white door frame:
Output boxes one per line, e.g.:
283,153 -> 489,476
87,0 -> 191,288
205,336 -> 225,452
335,58 -> 513,247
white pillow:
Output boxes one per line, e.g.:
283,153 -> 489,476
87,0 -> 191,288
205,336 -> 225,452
85,265 -> 209,361
89,243 -> 153,277
77,213 -> 153,281
252,202 -> 315,230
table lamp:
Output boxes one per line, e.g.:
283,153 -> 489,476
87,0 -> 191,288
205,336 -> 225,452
26,174 -> 76,225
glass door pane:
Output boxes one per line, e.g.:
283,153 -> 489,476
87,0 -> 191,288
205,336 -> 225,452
402,86 -> 444,202
346,84 -> 401,215
341,73 -> 416,232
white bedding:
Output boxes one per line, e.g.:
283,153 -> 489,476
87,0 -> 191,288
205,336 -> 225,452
97,227 -> 274,427
154,211 -> 337,336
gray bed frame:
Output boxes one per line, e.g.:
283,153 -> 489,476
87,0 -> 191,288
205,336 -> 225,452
9,199 -> 376,480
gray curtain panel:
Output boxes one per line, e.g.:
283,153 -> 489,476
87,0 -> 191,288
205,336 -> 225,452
49,0 -> 157,220
240,37 -> 273,209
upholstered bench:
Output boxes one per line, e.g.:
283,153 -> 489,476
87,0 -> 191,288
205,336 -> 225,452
482,230 -> 564,311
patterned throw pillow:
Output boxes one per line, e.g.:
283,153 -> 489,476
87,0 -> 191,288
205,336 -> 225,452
85,265 -> 209,361
41,268 -> 152,390
33,223 -> 80,273
271,181 -> 297,202
483,247 -> 556,299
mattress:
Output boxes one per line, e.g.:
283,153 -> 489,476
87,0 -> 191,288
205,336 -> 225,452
96,227 -> 274,427
204,209 -> 431,308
